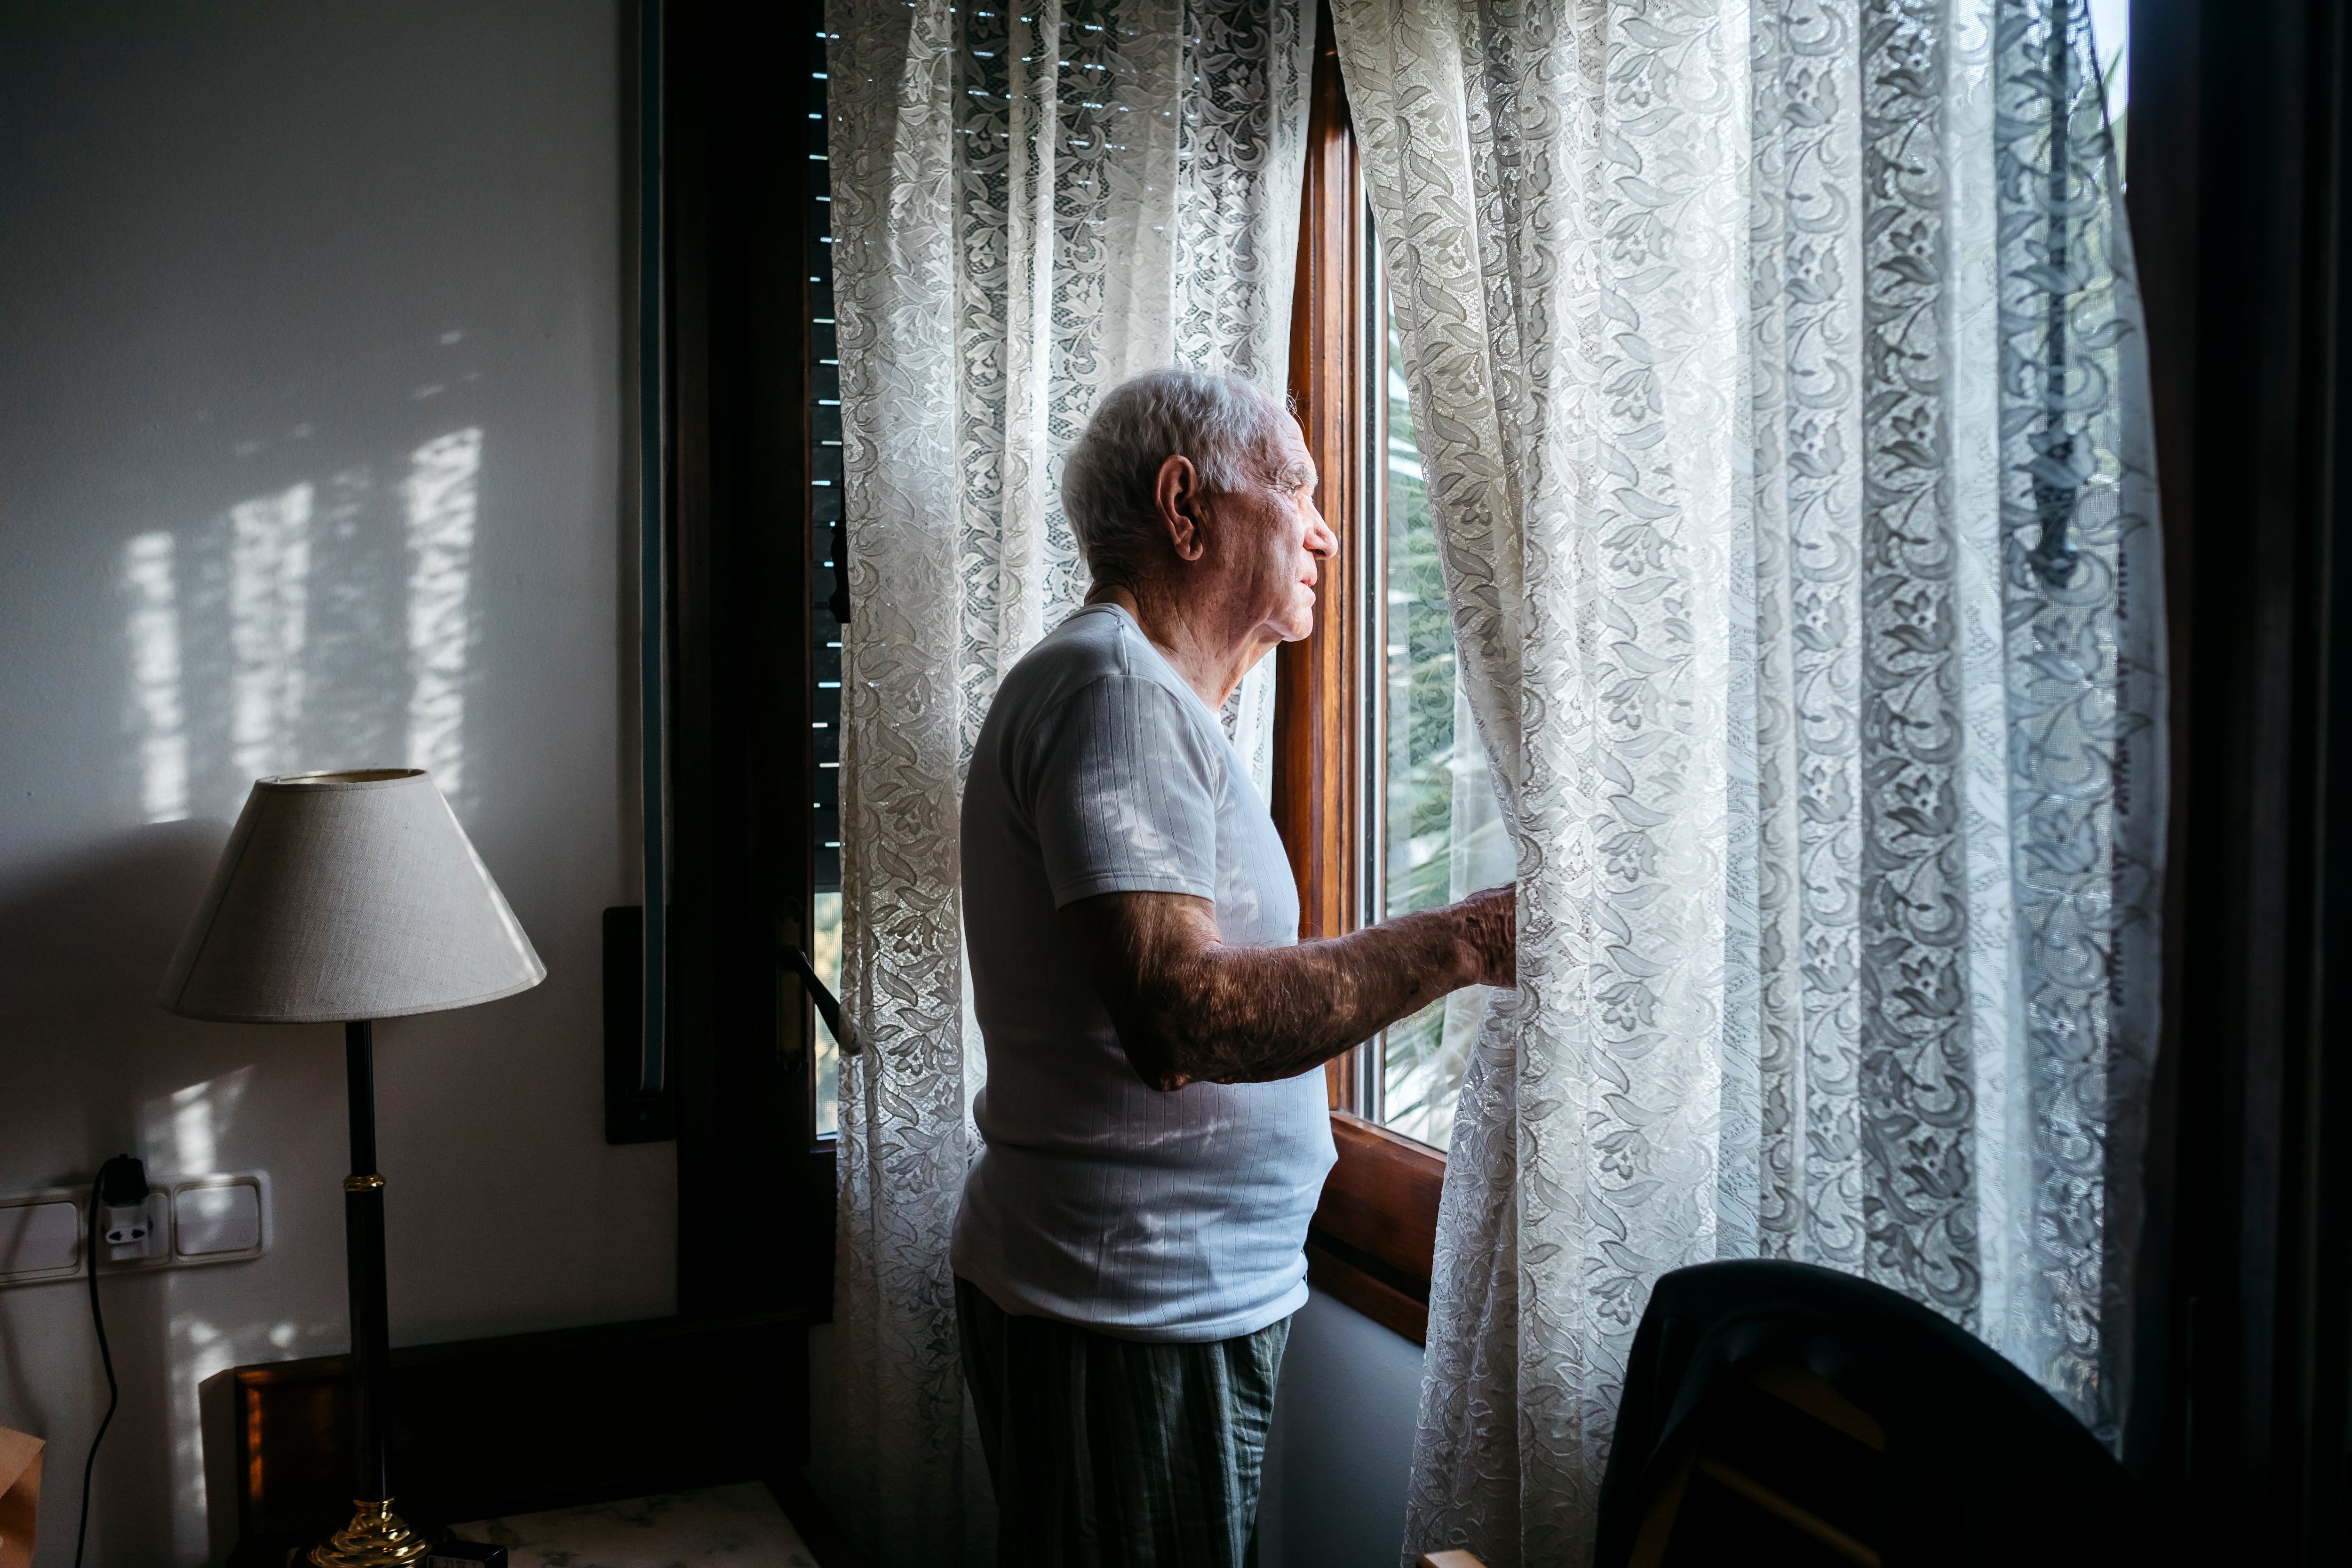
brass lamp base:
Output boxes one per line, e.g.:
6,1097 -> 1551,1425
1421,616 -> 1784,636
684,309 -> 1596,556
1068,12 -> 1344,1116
307,1499 -> 433,1567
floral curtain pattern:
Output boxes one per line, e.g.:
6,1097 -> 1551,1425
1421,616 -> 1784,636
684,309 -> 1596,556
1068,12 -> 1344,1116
822,1 -> 1311,1560
1327,1 -> 2162,1562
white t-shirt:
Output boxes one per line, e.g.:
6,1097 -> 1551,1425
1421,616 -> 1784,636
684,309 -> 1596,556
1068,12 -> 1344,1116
951,603 -> 1336,1342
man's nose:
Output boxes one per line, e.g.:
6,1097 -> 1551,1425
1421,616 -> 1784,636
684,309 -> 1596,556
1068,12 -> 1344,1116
1305,501 -> 1338,560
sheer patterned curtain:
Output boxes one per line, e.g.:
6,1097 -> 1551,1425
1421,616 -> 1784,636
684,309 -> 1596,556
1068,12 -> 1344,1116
823,1 -> 1312,1560
1328,1 -> 2163,1563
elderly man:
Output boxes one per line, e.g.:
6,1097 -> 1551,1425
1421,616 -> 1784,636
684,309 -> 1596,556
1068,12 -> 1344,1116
953,368 -> 1515,1565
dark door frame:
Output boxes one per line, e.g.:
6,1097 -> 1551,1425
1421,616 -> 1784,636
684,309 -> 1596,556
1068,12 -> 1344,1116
660,0 -> 835,1321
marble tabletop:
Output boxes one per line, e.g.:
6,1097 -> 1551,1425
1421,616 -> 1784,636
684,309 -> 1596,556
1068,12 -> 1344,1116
450,1481 -> 819,1568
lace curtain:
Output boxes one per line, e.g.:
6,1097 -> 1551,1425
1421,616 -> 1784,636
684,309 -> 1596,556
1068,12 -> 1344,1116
1327,1 -> 2164,1563
823,2 -> 1312,1560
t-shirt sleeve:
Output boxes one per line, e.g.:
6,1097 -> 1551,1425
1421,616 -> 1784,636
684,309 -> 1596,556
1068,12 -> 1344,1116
1025,673 -> 1222,908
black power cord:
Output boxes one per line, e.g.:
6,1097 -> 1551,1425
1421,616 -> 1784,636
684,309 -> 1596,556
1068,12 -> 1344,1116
75,1154 -> 148,1568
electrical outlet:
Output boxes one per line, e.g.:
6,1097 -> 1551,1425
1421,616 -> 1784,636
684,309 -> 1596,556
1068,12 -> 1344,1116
104,1193 -> 170,1262
0,1200 -> 80,1284
0,1171 -> 272,1289
172,1175 -> 268,1261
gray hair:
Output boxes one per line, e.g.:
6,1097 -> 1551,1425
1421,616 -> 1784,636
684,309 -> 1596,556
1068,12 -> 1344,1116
1059,369 -> 1295,589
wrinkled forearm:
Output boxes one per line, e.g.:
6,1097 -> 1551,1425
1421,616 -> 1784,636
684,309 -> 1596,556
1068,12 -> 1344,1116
1058,886 -> 1515,1091
1056,885 -> 1513,1090
1135,908 -> 1479,1087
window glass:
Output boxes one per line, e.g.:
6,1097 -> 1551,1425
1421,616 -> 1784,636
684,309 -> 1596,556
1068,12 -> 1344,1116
1372,283 -> 1512,1149
1379,289 -> 1516,1148
2090,0 -> 2128,170
1376,299 -> 1455,1142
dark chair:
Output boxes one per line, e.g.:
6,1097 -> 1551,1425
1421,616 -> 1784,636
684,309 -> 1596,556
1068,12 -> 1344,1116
1591,1260 -> 2168,1568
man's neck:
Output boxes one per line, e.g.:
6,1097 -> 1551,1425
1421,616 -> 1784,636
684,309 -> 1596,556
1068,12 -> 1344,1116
1085,582 -> 1277,711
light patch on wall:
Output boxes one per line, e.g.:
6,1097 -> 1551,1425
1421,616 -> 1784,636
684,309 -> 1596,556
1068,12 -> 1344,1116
170,1310 -> 232,1561
167,1297 -> 340,1564
143,1066 -> 254,1179
229,483 -> 315,781
405,428 -> 483,804
123,530 -> 190,822
117,428 -> 491,827
140,1063 -> 273,1558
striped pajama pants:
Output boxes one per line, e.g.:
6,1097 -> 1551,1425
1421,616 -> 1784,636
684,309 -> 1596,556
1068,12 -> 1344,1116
956,1275 -> 1291,1568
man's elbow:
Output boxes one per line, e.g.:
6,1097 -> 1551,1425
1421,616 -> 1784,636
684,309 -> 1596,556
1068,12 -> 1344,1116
1112,1021 -> 1196,1092
1129,1049 -> 1195,1093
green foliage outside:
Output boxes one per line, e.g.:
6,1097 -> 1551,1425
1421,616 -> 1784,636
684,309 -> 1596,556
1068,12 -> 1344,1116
1382,318 -> 1465,1146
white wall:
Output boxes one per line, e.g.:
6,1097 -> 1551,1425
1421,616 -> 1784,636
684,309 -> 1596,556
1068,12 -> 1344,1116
0,5 -> 674,1563
1261,1290 -> 1426,1568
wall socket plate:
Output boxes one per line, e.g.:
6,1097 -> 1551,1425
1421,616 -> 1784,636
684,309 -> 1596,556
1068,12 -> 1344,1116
0,1170 -> 272,1290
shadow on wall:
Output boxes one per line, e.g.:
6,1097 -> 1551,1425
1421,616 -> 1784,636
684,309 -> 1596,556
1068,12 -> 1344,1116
121,422 -> 487,824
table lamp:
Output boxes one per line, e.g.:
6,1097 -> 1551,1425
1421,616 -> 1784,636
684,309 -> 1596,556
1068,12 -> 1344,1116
158,769 -> 544,1566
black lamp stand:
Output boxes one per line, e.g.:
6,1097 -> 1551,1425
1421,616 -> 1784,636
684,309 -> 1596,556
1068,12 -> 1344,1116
308,1019 -> 430,1566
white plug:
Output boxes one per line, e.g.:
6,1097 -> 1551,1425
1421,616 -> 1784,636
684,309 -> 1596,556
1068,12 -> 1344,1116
102,1201 -> 148,1247
94,1154 -> 162,1263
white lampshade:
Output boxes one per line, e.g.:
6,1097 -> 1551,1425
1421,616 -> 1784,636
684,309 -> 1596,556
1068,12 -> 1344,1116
159,769 -> 545,1023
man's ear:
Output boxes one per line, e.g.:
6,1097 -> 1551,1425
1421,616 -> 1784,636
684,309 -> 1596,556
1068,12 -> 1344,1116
1154,454 -> 1207,562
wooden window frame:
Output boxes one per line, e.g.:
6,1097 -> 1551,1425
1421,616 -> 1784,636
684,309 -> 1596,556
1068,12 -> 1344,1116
1277,10 -> 1446,1345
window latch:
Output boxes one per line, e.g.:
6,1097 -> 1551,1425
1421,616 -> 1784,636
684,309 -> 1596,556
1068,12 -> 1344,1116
781,946 -> 860,1057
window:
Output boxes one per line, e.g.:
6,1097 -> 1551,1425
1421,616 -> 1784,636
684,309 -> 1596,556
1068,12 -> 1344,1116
1275,19 -> 1448,1343
1273,91 -> 1493,1164
1367,280 -> 1507,1152
1283,0 -> 2150,1347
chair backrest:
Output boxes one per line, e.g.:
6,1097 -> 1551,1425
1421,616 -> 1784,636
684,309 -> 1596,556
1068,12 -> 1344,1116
1593,1261 -> 2167,1568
